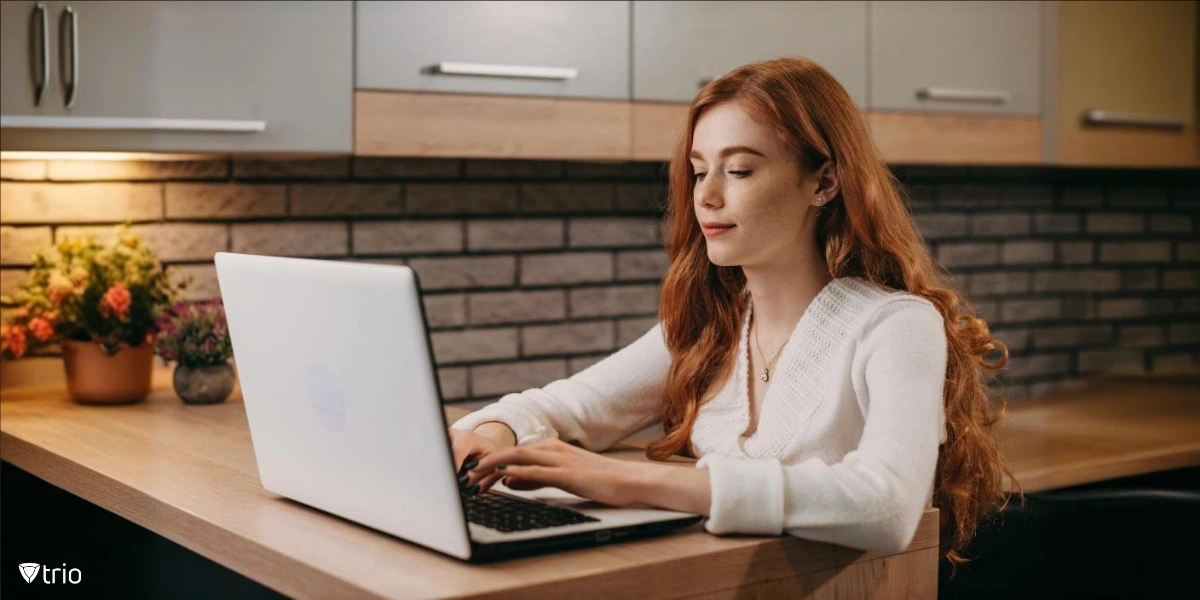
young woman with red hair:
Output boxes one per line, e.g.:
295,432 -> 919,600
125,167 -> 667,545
453,57 -> 1020,567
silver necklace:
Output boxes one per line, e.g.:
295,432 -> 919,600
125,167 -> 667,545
752,311 -> 788,382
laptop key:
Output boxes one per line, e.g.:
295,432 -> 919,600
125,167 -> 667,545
464,491 -> 600,532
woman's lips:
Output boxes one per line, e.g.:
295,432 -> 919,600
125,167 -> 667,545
702,224 -> 735,237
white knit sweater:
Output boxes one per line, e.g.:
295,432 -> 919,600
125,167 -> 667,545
451,276 -> 949,553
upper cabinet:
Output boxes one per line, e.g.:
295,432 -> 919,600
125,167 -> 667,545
0,1 -> 352,153
869,1 -> 1042,116
356,1 -> 629,101
631,1 -> 868,107
1052,0 -> 1198,167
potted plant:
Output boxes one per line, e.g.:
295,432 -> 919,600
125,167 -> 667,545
154,298 -> 236,405
0,224 -> 187,404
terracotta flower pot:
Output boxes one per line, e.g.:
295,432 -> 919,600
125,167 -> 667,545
62,339 -> 155,405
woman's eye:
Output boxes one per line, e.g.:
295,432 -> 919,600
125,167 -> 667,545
728,170 -> 752,178
692,172 -> 707,183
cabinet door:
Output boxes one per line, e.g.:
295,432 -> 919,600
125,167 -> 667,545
0,1 -> 352,153
870,1 -> 1041,116
0,1 -> 60,116
1054,0 -> 1197,167
632,1 -> 868,107
356,1 -> 629,101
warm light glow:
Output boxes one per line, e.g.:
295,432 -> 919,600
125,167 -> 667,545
0,151 -> 223,161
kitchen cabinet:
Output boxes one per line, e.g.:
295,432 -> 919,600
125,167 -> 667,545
0,1 -> 352,153
632,1 -> 868,107
356,1 -> 629,101
869,1 -> 1041,116
1051,0 -> 1198,167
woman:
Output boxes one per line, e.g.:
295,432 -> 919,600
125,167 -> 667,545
451,57 -> 1019,567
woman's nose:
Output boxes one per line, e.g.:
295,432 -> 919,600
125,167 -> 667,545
695,179 -> 722,208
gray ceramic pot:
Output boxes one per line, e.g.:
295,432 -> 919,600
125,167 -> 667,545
173,363 -> 236,405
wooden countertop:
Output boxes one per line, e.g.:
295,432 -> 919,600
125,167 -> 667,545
994,378 -> 1200,494
0,369 -> 940,599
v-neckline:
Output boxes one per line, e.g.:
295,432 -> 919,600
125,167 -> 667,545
739,277 -> 841,440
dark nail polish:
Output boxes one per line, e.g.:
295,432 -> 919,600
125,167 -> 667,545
458,473 -> 469,487
497,465 -> 506,471
467,483 -> 480,496
463,456 -> 479,471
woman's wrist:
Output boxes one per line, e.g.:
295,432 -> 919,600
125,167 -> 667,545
629,462 -> 712,516
473,421 -> 517,449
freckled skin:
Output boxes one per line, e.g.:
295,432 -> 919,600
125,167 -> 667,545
690,102 -> 817,270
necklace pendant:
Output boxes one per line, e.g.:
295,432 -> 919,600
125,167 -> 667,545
760,369 -> 770,382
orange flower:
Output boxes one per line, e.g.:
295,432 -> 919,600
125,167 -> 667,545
27,317 -> 54,342
3,325 -> 27,359
99,283 -> 133,320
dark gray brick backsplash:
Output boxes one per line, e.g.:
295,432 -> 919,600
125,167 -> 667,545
468,290 -> 566,325
913,213 -> 968,240
407,183 -> 518,215
971,213 -> 1030,236
467,219 -> 564,251
521,183 -> 614,214
1099,241 -> 1171,264
1002,241 -> 1055,266
1034,213 -> 1081,234
1,159 -> 1195,403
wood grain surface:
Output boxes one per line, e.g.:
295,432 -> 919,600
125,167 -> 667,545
0,369 -> 939,599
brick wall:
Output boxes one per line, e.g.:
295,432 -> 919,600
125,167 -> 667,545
0,157 -> 1196,404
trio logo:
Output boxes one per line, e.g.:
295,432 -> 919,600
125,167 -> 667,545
18,562 -> 82,584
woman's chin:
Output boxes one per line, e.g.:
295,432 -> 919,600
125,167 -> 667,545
705,249 -> 741,268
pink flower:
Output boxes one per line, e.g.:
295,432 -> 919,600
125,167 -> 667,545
27,317 -> 54,342
3,325 -> 27,359
99,284 -> 132,320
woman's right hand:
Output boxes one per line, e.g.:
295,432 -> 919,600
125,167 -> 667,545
448,422 -> 516,495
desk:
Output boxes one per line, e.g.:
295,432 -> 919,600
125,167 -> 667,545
995,379 -> 1200,493
0,370 -> 938,599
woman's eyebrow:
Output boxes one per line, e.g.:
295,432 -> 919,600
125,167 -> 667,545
689,145 -> 766,160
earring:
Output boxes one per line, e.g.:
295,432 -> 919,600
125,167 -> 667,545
815,196 -> 824,206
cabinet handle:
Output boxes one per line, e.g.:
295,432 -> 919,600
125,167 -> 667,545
30,3 -> 49,106
915,87 -> 1009,104
59,5 -> 78,109
1082,110 -> 1185,131
428,62 -> 578,80
0,115 -> 267,132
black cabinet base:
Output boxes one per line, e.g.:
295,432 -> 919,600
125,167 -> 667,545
1,460 -> 286,599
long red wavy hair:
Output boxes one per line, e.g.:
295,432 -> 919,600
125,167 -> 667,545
646,57 -> 1022,570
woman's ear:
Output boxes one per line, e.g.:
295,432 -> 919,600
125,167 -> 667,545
813,160 -> 840,203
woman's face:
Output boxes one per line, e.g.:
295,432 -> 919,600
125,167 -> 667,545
689,101 -> 816,268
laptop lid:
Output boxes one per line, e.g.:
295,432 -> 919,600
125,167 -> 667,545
214,252 -> 472,560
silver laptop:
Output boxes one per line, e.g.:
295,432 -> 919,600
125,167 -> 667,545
213,252 -> 701,562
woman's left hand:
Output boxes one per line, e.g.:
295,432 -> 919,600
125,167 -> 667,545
465,438 -> 648,507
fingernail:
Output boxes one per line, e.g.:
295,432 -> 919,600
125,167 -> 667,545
458,473 -> 469,487
463,456 -> 479,471
497,465 -> 506,471
467,483 -> 480,496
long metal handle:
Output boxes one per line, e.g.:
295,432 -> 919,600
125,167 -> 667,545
916,87 -> 1010,104
429,62 -> 578,80
31,3 -> 49,106
1082,110 -> 1185,131
0,115 -> 268,132
60,5 -> 78,109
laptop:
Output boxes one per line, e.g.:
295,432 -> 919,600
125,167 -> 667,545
213,252 -> 702,562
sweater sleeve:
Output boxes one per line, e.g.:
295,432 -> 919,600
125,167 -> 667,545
696,299 -> 948,553
450,322 -> 670,451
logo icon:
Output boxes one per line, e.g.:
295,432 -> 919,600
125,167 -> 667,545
307,362 -> 346,433
19,563 -> 40,583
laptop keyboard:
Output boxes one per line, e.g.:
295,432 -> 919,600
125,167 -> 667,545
464,491 -> 600,532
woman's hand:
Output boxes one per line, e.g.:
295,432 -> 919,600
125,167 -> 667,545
447,423 -> 515,493
465,438 -> 650,507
